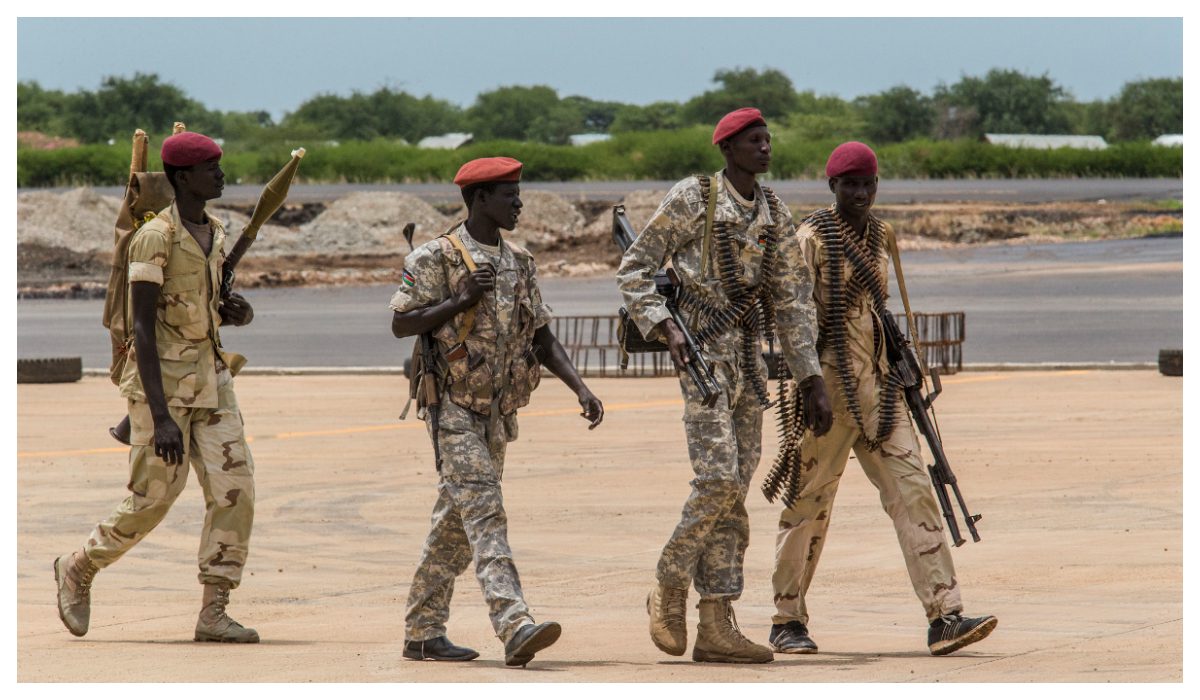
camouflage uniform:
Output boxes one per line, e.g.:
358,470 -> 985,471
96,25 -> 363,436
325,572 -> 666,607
390,224 -> 552,644
616,173 -> 821,599
85,203 -> 255,589
771,210 -> 962,625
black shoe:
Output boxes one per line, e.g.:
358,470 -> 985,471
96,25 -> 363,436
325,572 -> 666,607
928,612 -> 997,656
402,636 -> 480,662
504,621 -> 562,667
769,621 -> 818,654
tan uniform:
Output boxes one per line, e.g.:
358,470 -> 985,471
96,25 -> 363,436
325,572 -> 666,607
390,225 -> 552,644
85,204 -> 255,588
771,210 -> 962,624
617,173 -> 821,599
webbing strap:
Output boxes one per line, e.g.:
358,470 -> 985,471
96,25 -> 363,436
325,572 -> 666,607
700,172 -> 718,278
444,231 -> 479,344
884,222 -> 929,375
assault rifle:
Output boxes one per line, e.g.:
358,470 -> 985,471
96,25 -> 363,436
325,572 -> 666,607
402,223 -> 443,472
882,310 -> 981,546
612,205 -> 720,407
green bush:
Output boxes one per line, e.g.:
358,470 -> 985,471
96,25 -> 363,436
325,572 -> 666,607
17,134 -> 1182,187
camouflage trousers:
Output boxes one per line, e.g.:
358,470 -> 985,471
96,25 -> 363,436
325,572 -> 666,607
84,369 -> 255,588
657,359 -> 763,600
405,400 -> 533,644
771,408 -> 962,624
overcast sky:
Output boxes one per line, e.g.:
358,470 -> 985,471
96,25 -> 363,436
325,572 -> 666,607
16,17 -> 1184,120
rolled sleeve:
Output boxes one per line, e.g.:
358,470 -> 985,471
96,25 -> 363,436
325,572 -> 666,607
389,245 -> 449,313
527,260 -> 553,329
126,226 -> 170,286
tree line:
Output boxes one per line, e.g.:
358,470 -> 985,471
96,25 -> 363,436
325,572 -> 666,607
17,67 -> 1182,148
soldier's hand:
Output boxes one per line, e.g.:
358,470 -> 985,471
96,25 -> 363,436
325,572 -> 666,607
659,319 -> 689,370
801,375 -> 833,437
578,388 -> 604,429
220,292 -> 254,326
153,416 -> 186,466
455,264 -> 496,306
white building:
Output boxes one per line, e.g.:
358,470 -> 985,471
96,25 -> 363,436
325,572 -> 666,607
983,134 -> 1108,150
417,133 -> 474,149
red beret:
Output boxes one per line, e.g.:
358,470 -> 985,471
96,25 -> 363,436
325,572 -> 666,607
825,141 -> 878,178
453,157 -> 523,187
160,132 -> 223,167
712,107 -> 767,144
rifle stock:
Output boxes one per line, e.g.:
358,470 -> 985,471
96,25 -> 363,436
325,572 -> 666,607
883,311 -> 981,546
612,205 -> 720,407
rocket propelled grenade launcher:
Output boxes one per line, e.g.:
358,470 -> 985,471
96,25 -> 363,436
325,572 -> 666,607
882,310 -> 982,546
611,205 -> 721,407
220,147 -> 306,298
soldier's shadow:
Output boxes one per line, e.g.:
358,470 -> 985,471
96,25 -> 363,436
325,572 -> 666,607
82,638 -> 316,646
471,660 -> 626,672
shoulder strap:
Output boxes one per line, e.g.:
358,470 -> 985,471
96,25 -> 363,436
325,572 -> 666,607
883,222 -> 929,375
700,174 -> 717,278
443,230 -> 479,344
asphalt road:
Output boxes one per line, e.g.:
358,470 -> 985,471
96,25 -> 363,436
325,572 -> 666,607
17,236 -> 1182,368
37,177 -> 1184,206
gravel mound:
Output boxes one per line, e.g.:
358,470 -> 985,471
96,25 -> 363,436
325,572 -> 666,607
18,188 -> 123,253
284,192 -> 453,255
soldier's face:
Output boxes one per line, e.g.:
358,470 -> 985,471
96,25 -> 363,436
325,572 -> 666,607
479,183 -> 523,231
829,174 -> 878,215
723,126 -> 772,175
180,158 -> 225,202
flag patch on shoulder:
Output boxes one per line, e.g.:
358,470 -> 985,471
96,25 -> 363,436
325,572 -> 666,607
402,269 -> 416,287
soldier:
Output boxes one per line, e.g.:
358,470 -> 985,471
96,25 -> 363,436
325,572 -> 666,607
54,132 -> 260,643
767,141 -> 997,656
616,108 -> 831,664
390,156 -> 604,667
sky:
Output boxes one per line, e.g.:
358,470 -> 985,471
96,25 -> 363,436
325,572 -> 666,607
16,17 -> 1183,121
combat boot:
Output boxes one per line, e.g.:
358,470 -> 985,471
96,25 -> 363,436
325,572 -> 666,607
194,583 -> 260,643
692,598 -> 773,664
646,583 -> 688,655
504,621 -> 562,667
53,551 -> 98,637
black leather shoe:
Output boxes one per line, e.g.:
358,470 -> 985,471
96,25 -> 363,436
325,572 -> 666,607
928,612 -> 997,656
769,621 -> 818,654
402,636 -> 480,661
504,621 -> 561,667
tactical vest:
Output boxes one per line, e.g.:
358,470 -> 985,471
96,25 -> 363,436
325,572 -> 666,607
431,233 -> 542,417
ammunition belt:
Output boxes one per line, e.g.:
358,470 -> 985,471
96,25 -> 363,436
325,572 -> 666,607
807,207 -> 904,451
675,179 -> 784,409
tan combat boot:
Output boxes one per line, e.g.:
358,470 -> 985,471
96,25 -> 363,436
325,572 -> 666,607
692,598 -> 774,664
194,584 -> 260,643
647,584 -> 688,655
53,551 -> 98,637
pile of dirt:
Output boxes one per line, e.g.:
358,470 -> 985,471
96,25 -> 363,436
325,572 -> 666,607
17,188 -> 123,253
14,187 -> 1183,294
269,191 -> 452,256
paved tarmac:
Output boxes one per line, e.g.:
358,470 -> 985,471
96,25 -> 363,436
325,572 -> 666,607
17,237 -> 1183,368
17,371 -> 1182,681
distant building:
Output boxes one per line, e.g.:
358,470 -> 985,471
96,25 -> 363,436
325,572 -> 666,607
983,134 -> 1108,150
1153,134 -> 1183,147
417,132 -> 474,149
569,133 -> 612,147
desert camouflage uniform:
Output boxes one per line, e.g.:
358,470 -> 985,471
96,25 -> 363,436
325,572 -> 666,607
616,173 -> 821,599
771,210 -> 961,625
85,203 -> 255,588
390,224 -> 551,644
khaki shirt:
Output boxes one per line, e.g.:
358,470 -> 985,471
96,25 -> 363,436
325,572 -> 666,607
119,203 -> 229,409
615,171 -> 822,379
389,224 -> 552,422
797,210 -> 895,428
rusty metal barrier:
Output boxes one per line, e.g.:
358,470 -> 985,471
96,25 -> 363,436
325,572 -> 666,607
552,312 -> 965,378
904,311 -> 966,375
